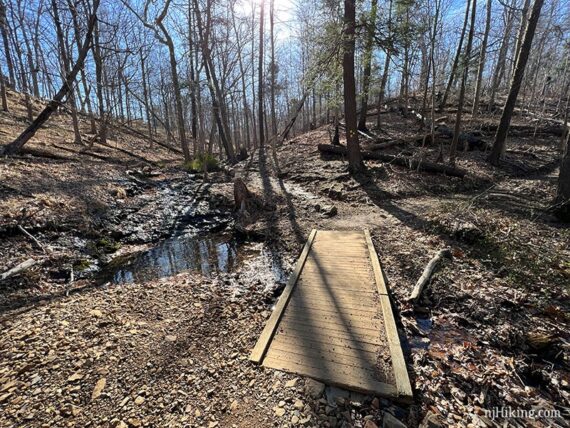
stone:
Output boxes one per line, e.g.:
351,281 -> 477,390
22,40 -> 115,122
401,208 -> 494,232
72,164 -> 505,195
230,400 -> 238,412
419,411 -> 444,428
300,416 -> 312,425
372,397 -> 380,409
304,379 -> 325,399
165,335 -> 177,342
275,407 -> 286,417
91,378 -> 106,400
291,415 -> 300,425
134,396 -> 145,405
67,372 -> 83,382
90,309 -> 103,317
293,399 -> 304,410
278,400 -> 286,407
285,378 -> 299,388
321,205 -> 338,217
382,412 -> 407,428
127,418 -> 142,427
116,422 -> 128,428
364,421 -> 379,428
208,422 -> 218,428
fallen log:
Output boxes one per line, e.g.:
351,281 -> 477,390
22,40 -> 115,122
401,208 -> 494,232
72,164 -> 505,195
408,248 -> 452,302
1,258 -> 37,281
365,140 -> 406,150
317,144 -> 467,178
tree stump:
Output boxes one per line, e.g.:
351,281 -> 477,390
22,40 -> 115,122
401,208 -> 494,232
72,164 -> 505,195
234,178 -> 252,213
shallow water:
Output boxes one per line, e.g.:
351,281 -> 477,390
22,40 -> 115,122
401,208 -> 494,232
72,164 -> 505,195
99,234 -> 246,284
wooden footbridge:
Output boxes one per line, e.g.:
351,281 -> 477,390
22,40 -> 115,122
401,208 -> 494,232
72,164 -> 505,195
250,230 -> 412,401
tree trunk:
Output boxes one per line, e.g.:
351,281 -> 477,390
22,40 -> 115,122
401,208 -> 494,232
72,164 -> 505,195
52,0 -> 82,146
154,1 -> 190,162
0,67 -> 7,111
439,0 -> 471,111
488,0 -> 545,165
472,0 -> 492,118
555,128 -> 570,221
140,51 -> 153,143
92,17 -> 106,145
343,0 -> 364,174
358,0 -> 378,131
269,0 -> 277,136
258,0 -> 265,146
2,0 -> 100,155
67,0 -> 97,133
449,0 -> 477,165
488,5 -> 515,111
0,0 -> 15,87
512,0 -> 531,77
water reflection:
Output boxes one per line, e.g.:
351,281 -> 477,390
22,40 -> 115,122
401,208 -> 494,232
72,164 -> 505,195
101,234 -> 240,284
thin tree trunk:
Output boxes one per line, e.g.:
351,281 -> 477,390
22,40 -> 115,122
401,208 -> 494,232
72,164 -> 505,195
439,0 -> 471,111
0,67 -> 7,111
231,9 -> 251,149
140,51 -> 153,143
472,0 -> 492,118
488,0 -> 545,165
269,0 -> 277,136
376,0 -> 392,129
52,0 -> 82,145
258,0 -> 265,146
449,0 -> 477,165
0,0 -> 15,87
358,0 -> 378,131
343,0 -> 364,174
488,4 -> 515,111
512,0 -> 531,77
67,0 -> 97,133
93,17 -> 106,145
555,122 -> 570,221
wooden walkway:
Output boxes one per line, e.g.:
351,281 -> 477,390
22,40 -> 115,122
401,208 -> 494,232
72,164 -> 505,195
250,230 -> 412,401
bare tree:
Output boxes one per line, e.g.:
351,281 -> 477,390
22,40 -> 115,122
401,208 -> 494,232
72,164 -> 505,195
488,0 -> 545,165
3,0 -> 101,155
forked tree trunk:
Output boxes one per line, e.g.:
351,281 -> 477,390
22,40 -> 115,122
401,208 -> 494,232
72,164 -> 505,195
343,0 -> 364,174
2,0 -> 100,155
488,0 -> 545,165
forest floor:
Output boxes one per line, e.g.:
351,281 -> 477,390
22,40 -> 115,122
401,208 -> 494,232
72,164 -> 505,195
0,90 -> 569,428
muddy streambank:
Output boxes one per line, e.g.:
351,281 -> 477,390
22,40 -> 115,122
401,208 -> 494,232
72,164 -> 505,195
0,168 -> 294,315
